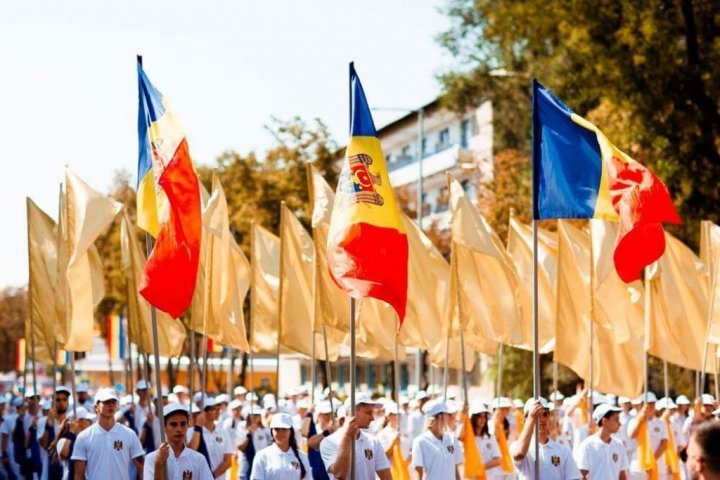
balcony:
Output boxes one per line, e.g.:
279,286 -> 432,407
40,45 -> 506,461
389,144 -> 462,188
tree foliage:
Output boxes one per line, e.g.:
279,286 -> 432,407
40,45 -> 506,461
0,288 -> 26,372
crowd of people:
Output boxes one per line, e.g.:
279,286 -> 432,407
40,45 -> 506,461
0,381 -> 719,479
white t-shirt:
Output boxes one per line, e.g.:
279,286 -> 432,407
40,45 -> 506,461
145,444 -> 214,480
512,438 -> 582,480
250,443 -> 312,480
628,417 -> 669,474
575,434 -> 629,480
411,430 -> 463,480
37,415 -> 63,480
474,433 -> 501,476
235,425 -> 273,478
320,430 -> 390,480
71,422 -> 145,480
200,425 -> 235,480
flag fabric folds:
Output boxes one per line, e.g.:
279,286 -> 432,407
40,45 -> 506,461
137,61 -> 202,318
59,169 -> 122,352
555,220 -> 645,397
701,220 -> 720,346
532,80 -> 680,282
250,224 -> 281,354
120,212 -> 187,357
327,63 -> 408,324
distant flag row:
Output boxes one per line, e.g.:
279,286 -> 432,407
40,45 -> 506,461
106,315 -> 126,360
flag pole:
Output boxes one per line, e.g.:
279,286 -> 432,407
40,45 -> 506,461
138,53 -> 167,445
189,330 -> 195,397
350,297 -> 357,480
496,343 -> 504,398
714,346 -> 719,400
276,202 -> 286,400
249,221 -> 256,415
589,222 -> 595,420
394,319 -> 401,414
200,215 -> 215,408
70,352 -> 77,418
52,341 -> 58,396
227,348 -> 234,396
25,198 -> 38,396
124,304 -> 136,407
530,78 -> 541,479
322,326 -> 337,424
663,360 -> 669,400
311,332 -> 316,405
644,266 -> 651,399
700,240 -> 720,394
459,329 -> 468,406
442,334 -> 450,402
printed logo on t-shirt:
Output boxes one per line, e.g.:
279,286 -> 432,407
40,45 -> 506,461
291,461 -> 300,469
447,445 -> 455,454
612,453 -> 619,463
551,455 -> 560,467
183,471 -> 193,480
486,442 -> 492,450
114,440 -> 123,451
654,427 -> 660,433
216,436 -> 223,443
364,448 -> 374,460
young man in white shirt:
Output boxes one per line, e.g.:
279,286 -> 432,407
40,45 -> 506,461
320,393 -> 391,480
38,386 -> 72,480
71,388 -> 145,480
686,420 -> 720,480
627,392 -> 668,480
188,397 -> 234,479
411,400 -> 463,480
145,403 -> 213,480
575,403 -> 629,479
510,397 -> 582,480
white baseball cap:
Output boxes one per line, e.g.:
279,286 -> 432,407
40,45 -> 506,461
639,392 -> 657,403
701,394 -> 716,406
269,413 -> 293,429
592,404 -> 621,424
40,399 -> 51,410
316,401 -> 334,415
24,388 -> 38,398
549,391 -> 565,401
190,404 -> 201,414
163,403 -> 189,418
95,388 -> 119,403
422,400 -> 450,417
469,402 -> 490,416
228,399 -> 243,411
415,390 -> 428,401
74,407 -> 96,422
675,395 -> 691,406
234,386 -> 247,396
135,380 -> 150,391
343,393 -> 381,409
55,386 -> 72,396
215,394 -> 230,404
657,397 -> 677,411
523,397 -> 550,415
513,398 -> 524,409
172,385 -> 188,395
12,398 -> 24,408
618,396 -> 632,405
202,397 -> 217,409
76,384 -> 89,394
492,397 -> 513,409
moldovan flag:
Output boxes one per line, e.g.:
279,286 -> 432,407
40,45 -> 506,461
137,60 -> 202,318
16,339 -> 26,372
106,315 -> 125,360
533,80 -> 680,283
120,212 -> 187,357
59,169 -> 122,352
327,63 -> 408,325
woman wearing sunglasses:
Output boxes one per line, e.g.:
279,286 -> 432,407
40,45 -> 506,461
250,413 -> 311,479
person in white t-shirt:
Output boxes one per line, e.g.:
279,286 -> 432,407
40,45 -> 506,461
250,413 -> 311,479
320,393 -> 391,480
145,403 -> 213,480
510,397 -> 581,480
627,393 -> 668,480
71,388 -> 145,480
237,405 -> 273,480
575,403 -> 629,480
411,400 -> 463,480
466,403 -> 501,478
38,386 -> 72,480
188,397 -> 234,479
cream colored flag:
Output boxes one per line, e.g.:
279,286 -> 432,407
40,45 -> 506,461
59,169 -> 122,352
250,224 -> 281,354
27,198 -> 61,353
279,202 -> 339,360
701,221 -> 720,345
120,212 -> 187,357
556,220 -> 644,397
449,179 -> 524,353
429,337 -> 476,371
506,216 -> 557,353
200,175 -> 250,352
646,232 -> 708,370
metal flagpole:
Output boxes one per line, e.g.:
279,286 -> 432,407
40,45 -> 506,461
249,221 -> 256,415
532,220 -> 540,479
664,361 -> 669,400
496,343 -> 504,398
200,213 -> 215,409
644,267 -> 652,399
322,326 -> 337,424
442,334 -> 451,402
394,319 -> 401,415
189,330 -> 196,396
125,309 -> 136,407
52,341 -> 58,395
700,246 -> 720,394
459,329 -> 469,406
589,226 -> 595,418
552,360 -> 558,398
350,298 -> 357,480
26,199 -> 38,397
311,332 -> 317,404
70,352 -> 77,418
415,106 -> 425,393
227,349 -> 234,396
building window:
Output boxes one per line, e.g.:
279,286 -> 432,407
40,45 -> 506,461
438,128 -> 450,149
461,119 -> 471,148
386,153 -> 393,164
400,145 -> 412,161
421,137 -> 427,158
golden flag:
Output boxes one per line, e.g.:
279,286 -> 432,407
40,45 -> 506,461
555,220 -> 644,397
27,198 -> 61,353
449,179 -> 523,353
279,202 -> 339,360
200,175 -> 250,351
646,232 -> 708,371
428,336 -> 476,371
506,216 -> 557,352
58,169 -> 122,352
250,223 -> 281,354
701,220 -> 720,345
120,212 -> 186,357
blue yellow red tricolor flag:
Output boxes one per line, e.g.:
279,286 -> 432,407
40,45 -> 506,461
15,339 -> 26,372
532,80 -> 680,283
327,63 -> 409,324
106,315 -> 125,360
136,59 -> 202,318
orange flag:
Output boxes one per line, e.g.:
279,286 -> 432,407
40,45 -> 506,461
461,415 -> 486,479
494,418 -> 515,473
637,420 -> 659,480
390,437 -> 410,480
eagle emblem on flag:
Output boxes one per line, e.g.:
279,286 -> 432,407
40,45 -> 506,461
551,455 -> 561,466
364,448 -> 374,460
114,440 -> 123,451
338,153 -> 384,209
183,471 -> 192,480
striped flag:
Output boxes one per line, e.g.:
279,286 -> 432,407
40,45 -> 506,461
16,339 -> 26,372
106,315 -> 125,360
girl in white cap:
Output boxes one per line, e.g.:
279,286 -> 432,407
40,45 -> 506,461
466,403 -> 502,479
250,413 -> 311,479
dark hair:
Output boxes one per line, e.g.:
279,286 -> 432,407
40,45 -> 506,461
691,421 -> 720,473
273,427 -> 306,479
164,411 -> 189,426
471,413 -> 490,438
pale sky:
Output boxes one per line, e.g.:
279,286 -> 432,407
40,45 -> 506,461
0,1 -> 452,288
